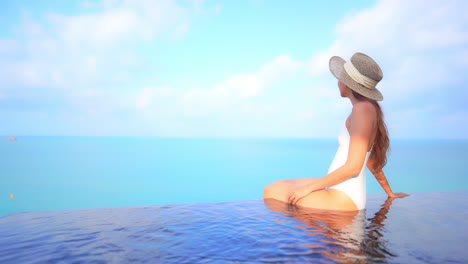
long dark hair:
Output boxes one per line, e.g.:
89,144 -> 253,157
352,90 -> 390,172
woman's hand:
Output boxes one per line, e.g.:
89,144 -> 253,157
389,192 -> 410,198
288,185 -> 313,205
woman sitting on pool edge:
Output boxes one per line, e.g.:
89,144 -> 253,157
263,52 -> 409,211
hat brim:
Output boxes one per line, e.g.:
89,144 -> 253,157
329,56 -> 384,101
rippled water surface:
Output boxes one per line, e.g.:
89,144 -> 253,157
1,190 -> 467,263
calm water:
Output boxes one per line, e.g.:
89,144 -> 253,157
1,137 -> 467,216
0,190 -> 467,263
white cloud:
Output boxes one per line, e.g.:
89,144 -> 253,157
0,0 -> 214,130
296,110 -> 316,119
136,86 -> 179,110
132,55 -> 303,121
305,0 -> 468,139
49,9 -> 139,47
440,111 -> 468,122
80,1 -> 98,9
309,0 -> 468,91
213,4 -> 222,14
179,55 -> 302,117
0,39 -> 18,55
213,55 -> 302,99
2,0 -> 467,138
0,0 -> 197,91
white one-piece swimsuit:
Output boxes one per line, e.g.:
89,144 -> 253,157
327,123 -> 372,210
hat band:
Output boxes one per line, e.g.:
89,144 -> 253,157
343,61 -> 377,89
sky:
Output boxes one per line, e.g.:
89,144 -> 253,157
0,0 -> 467,139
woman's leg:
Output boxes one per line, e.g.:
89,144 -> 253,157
263,180 -> 358,211
271,178 -> 321,186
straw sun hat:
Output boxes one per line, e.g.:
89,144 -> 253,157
329,52 -> 384,101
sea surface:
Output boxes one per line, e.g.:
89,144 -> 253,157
0,190 -> 467,263
1,137 -> 467,216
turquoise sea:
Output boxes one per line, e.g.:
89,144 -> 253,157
1,137 -> 467,216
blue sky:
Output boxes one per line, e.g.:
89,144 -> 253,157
0,0 -> 467,138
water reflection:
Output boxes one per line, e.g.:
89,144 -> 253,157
264,197 -> 398,263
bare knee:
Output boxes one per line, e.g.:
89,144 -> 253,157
263,182 -> 279,199
263,183 -> 276,198
263,181 -> 289,200
268,180 -> 289,186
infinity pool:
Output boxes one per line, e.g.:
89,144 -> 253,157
0,189 -> 466,263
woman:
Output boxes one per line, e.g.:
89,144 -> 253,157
263,52 -> 409,211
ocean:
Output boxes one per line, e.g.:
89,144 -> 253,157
1,137 -> 467,216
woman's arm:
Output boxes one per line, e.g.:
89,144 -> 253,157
370,167 -> 395,196
367,159 -> 409,198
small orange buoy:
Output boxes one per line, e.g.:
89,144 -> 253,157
10,193 -> 14,199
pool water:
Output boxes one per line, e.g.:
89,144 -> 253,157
0,189 -> 466,263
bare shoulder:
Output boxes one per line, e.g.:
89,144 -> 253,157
352,101 -> 377,119
349,101 -> 377,134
